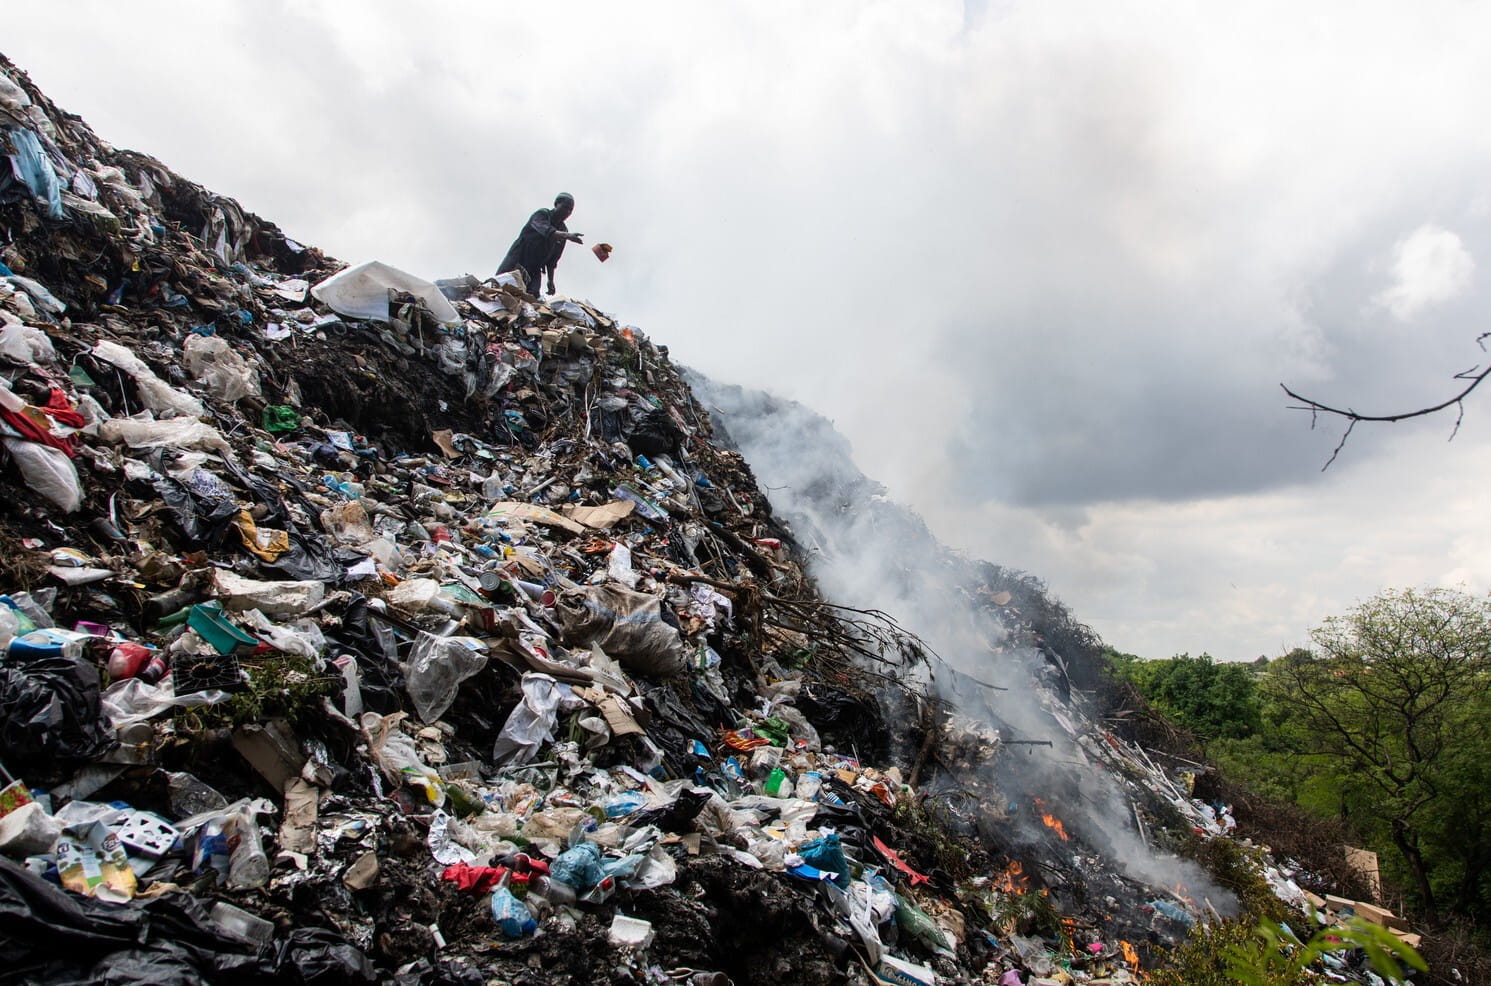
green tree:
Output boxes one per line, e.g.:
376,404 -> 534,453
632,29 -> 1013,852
1263,587 -> 1491,922
1116,653 -> 1263,742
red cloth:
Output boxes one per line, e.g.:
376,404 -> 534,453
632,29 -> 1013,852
0,404 -> 77,457
39,388 -> 85,428
440,854 -> 550,893
441,863 -> 511,893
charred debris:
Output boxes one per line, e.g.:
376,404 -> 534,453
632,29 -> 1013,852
0,52 -> 1414,985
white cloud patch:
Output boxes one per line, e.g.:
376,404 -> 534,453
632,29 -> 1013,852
1374,224 -> 1475,320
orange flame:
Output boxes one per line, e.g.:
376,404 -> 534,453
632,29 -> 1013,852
1033,798 -> 1069,841
993,859 -> 1028,893
1120,939 -> 1140,969
1060,916 -> 1077,947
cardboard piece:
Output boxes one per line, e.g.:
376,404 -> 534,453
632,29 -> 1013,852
562,499 -> 636,530
1344,845 -> 1383,902
431,429 -> 459,459
575,686 -> 647,737
278,778 -> 319,855
487,501 -> 586,535
343,851 -> 380,890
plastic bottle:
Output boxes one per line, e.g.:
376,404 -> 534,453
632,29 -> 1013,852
226,807 -> 270,888
531,874 -> 576,905
6,629 -> 85,660
107,642 -> 154,680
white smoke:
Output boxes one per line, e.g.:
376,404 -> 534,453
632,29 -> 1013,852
690,371 -> 1236,914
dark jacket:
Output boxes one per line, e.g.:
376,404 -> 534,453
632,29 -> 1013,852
499,208 -> 568,282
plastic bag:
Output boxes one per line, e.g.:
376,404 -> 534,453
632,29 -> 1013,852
491,673 -> 564,765
0,801 -> 61,857
189,802 -> 271,889
490,886 -> 536,938
0,321 -> 56,363
797,832 -> 850,888
183,333 -> 261,402
406,632 -> 489,723
361,711 -> 444,805
310,261 -> 461,325
101,676 -> 231,728
262,405 -> 301,433
550,842 -> 605,890
99,415 -> 230,453
320,500 -> 376,546
556,585 -> 688,677
2,436 -> 82,512
213,569 -> 325,620
277,927 -> 377,983
896,893 -> 955,956
623,405 -> 683,456
0,654 -> 114,777
92,340 -> 206,418
0,605 -> 17,649
386,578 -> 457,615
607,542 -> 638,588
8,126 -> 64,220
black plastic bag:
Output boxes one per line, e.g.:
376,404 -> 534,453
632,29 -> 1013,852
628,786 -> 712,833
0,858 -> 263,986
325,594 -> 405,714
148,474 -> 240,550
257,530 -> 355,584
0,655 -> 115,778
275,927 -> 375,985
623,405 -> 682,456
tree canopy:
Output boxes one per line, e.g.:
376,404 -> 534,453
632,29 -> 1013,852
1118,587 -> 1491,926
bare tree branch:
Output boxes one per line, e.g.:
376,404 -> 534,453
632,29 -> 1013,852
1282,341 -> 1491,469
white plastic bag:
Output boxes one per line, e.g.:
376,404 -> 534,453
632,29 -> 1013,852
320,500 -> 376,546
212,569 -> 325,619
2,437 -> 82,512
491,673 -> 564,765
183,333 -> 261,402
386,578 -> 456,615
310,261 -> 460,325
406,632 -> 488,723
92,340 -> 206,417
361,711 -> 444,805
0,321 -> 56,364
98,415 -> 230,452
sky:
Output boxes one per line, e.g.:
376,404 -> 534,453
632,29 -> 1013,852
9,1 -> 1491,661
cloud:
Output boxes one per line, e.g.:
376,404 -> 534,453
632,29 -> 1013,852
9,0 -> 1491,661
1373,224 -> 1475,320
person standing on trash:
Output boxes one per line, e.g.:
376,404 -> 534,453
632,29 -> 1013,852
497,193 -> 583,297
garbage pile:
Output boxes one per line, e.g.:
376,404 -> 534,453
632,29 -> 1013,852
0,50 -> 1412,986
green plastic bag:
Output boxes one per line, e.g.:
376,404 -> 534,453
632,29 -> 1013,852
262,405 -> 301,433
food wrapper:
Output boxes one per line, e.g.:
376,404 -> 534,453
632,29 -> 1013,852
56,821 -> 137,902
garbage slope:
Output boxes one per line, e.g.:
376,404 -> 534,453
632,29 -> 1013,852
0,50 -> 961,986
0,49 -> 1390,986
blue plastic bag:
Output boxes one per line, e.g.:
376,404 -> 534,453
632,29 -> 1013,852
491,887 -> 536,938
551,841 -> 605,890
604,791 -> 647,818
797,832 -> 850,888
7,127 -> 64,220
